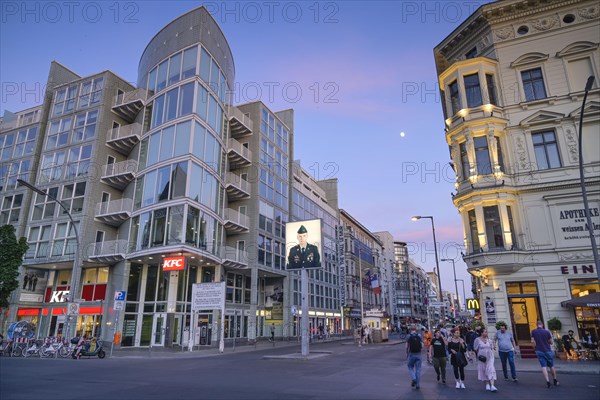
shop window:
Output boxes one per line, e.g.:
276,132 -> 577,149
127,264 -> 143,302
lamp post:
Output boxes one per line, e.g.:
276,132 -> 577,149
357,245 -> 364,347
411,216 -> 442,302
456,279 -> 467,312
18,179 -> 81,340
441,258 -> 461,313
577,76 -> 600,276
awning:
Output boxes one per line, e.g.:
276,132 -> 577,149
561,292 -> 600,308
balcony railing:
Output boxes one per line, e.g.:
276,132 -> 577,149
227,138 -> 252,168
101,160 -> 137,190
224,208 -> 249,233
112,89 -> 148,123
86,239 -> 128,264
95,198 -> 133,226
225,172 -> 250,201
106,123 -> 142,155
221,246 -> 248,269
229,107 -> 253,138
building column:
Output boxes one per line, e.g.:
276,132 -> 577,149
248,266 -> 258,341
475,205 -> 488,251
450,140 -> 462,186
486,129 -> 501,176
460,210 -> 471,252
465,132 -> 478,180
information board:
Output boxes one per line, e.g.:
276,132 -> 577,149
191,282 -> 225,311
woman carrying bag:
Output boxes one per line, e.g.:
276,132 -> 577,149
448,328 -> 468,389
474,328 -> 498,392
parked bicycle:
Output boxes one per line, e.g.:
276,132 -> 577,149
40,337 -> 72,358
22,339 -> 44,358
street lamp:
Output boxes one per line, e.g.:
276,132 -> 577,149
441,258 -> 461,313
456,279 -> 467,312
18,179 -> 81,340
577,76 -> 600,276
357,245 -> 364,347
411,216 -> 442,302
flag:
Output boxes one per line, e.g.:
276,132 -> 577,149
370,273 -> 381,294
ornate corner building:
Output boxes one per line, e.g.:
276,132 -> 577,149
435,0 -> 599,344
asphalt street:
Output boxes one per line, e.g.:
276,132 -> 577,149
1,341 -> 599,400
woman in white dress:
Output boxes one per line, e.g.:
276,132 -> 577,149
474,328 -> 498,392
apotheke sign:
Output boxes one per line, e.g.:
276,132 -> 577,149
557,206 -> 600,243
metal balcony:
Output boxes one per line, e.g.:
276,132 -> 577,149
106,123 -> 141,155
221,246 -> 248,269
112,89 -> 148,123
227,138 -> 252,169
224,208 -> 249,234
229,107 -> 253,138
100,160 -> 137,190
225,172 -> 251,201
86,239 -> 128,264
95,198 -> 133,226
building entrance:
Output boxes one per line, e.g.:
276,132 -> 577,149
507,282 -> 541,344
152,313 -> 167,346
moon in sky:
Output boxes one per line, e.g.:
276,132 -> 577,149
400,132 -> 406,137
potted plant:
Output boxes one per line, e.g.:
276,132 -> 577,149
495,321 -> 508,330
547,317 -> 565,358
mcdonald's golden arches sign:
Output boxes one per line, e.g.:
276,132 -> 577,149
467,298 -> 480,310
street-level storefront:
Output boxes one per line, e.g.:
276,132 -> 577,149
479,263 -> 599,342
121,259 -> 219,347
16,267 -> 109,339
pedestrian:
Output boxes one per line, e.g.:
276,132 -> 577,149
270,323 -> 275,342
406,324 -> 423,390
494,322 -> 518,381
364,325 -> 370,345
423,329 -> 433,364
360,325 -> 366,345
429,329 -> 448,384
448,328 -> 467,389
466,327 -> 477,362
474,328 -> 497,392
531,320 -> 559,388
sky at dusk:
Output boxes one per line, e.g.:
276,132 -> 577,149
0,0 -> 495,298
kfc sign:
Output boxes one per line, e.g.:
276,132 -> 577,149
163,256 -> 186,271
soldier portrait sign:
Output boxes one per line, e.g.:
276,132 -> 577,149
286,219 -> 322,269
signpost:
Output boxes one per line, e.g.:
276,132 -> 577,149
111,290 -> 126,357
190,282 -> 226,352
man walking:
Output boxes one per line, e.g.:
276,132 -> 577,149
406,324 -> 423,390
531,320 -> 559,388
270,323 -> 275,342
495,322 -> 518,381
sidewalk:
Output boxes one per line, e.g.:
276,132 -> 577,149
109,336 -> 600,374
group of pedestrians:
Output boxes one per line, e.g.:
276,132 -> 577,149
404,320 -> 559,392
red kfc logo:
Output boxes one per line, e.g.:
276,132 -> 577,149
163,256 -> 186,271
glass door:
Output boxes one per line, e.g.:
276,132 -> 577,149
152,313 -> 167,346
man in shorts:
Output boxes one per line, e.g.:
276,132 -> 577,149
531,320 -> 559,388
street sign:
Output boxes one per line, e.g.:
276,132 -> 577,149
114,300 -> 124,310
114,290 -> 126,301
67,303 -> 80,315
430,301 -> 446,307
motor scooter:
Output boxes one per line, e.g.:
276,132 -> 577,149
71,337 -> 105,359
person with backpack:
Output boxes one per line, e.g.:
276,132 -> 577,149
429,329 -> 448,384
406,324 -> 423,390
